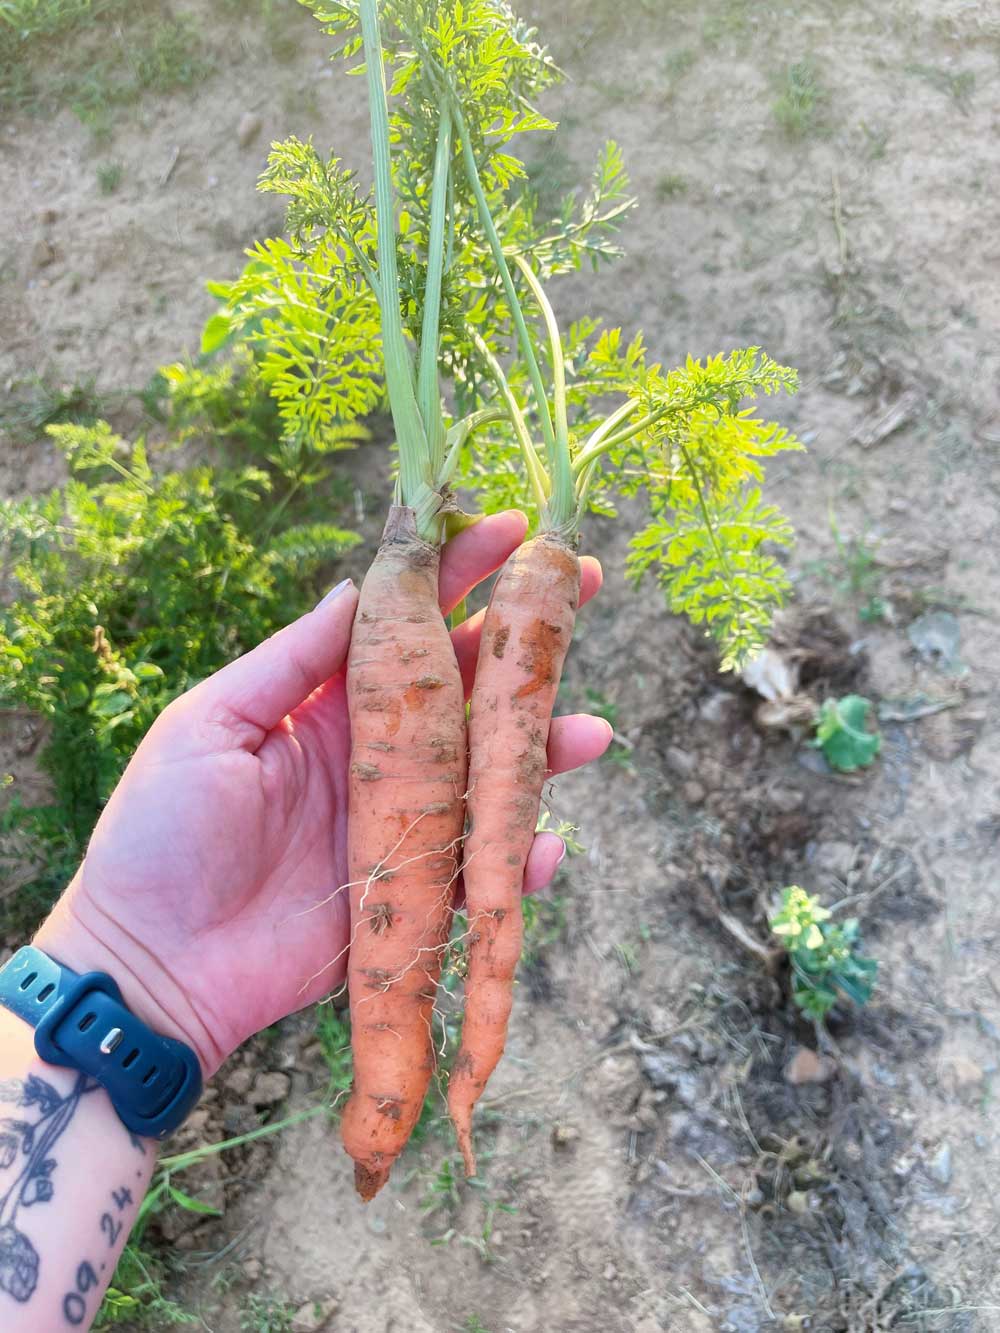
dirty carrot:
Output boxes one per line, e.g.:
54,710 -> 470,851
448,533 -> 579,1174
333,0 -> 497,1198
446,88 -> 802,1169
341,506 -> 467,1200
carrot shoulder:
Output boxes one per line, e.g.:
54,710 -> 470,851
448,532 -> 580,1175
341,506 -> 468,1200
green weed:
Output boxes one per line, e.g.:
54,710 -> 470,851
804,512 -> 888,622
662,47 -> 695,94
1,373 -> 108,442
769,886 -> 878,1021
97,160 -> 123,194
315,1003 -> 353,1103
905,62 -> 975,112
859,120 -> 890,161
0,375 -> 361,934
1,4 -> 213,124
96,1109 -> 323,1325
522,893 -> 568,966
220,0 -> 305,63
655,172 -> 688,200
773,61 -> 827,138
702,0 -> 751,46
240,1294 -> 297,1333
419,1155 -> 516,1262
813,695 -> 881,772
94,1244 -> 195,1327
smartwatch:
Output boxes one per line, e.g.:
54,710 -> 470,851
0,945 -> 202,1140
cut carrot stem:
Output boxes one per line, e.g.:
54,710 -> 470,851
342,505 -> 468,1200
447,532 -> 580,1175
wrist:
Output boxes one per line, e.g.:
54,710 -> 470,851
33,871 -> 220,1080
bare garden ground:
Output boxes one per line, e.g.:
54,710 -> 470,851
2,0 -> 999,1329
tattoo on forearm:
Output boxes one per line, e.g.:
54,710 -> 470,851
61,1184 -> 133,1327
0,1073 -> 93,1306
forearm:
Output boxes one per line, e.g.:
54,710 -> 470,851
0,1011 -> 156,1333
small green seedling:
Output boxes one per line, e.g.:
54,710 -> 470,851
769,886 -> 878,1021
813,695 -> 881,772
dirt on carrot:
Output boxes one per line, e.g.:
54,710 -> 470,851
341,506 -> 468,1200
449,533 -> 581,1174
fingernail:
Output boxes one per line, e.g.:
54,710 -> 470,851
556,840 -> 567,867
315,578 -> 353,610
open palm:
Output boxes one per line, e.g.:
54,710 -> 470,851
37,513 -> 608,1076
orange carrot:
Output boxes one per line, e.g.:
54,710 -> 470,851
341,506 -> 468,1200
447,532 -> 580,1174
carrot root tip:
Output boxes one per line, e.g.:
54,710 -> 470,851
353,1160 -> 391,1202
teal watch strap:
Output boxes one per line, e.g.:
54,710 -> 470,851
0,946 -> 202,1140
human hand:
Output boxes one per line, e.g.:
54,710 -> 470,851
36,512 -> 609,1076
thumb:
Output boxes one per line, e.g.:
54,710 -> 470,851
165,578 -> 360,753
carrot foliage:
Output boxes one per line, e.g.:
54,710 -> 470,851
188,0 -> 802,665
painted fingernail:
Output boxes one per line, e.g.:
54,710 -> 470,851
555,839 -> 567,867
315,578 -> 353,610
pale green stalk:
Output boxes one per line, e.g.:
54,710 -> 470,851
418,104 -> 453,479
468,328 -> 549,514
438,405 -> 507,487
452,106 -> 557,462
512,255 -> 574,527
571,404 -> 668,477
359,0 -> 437,536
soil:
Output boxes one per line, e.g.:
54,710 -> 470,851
2,0 -> 999,1330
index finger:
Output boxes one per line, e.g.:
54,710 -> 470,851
437,510 -> 528,616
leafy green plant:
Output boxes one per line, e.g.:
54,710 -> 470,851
773,60 -> 827,138
0,414 -> 359,931
315,1003 -> 354,1103
240,1293 -> 297,1333
418,1154 -> 515,1261
199,0 -> 802,670
813,695 -> 881,772
97,160 -> 123,194
1,1 -> 211,123
769,886 -> 878,1021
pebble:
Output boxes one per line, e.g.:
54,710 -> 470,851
551,1123 -> 579,1148
682,780 -> 706,805
812,840 -> 857,879
250,1071 -> 292,1107
699,691 -> 737,725
786,1188 -> 820,1217
237,111 -> 263,147
665,745 -> 696,779
223,1067 -> 253,1097
768,785 -> 804,813
290,1298 -> 339,1332
797,748 -> 830,775
38,206 -> 58,225
640,1051 -> 699,1107
784,1047 -> 835,1085
928,1142 -> 952,1186
242,1259 -> 263,1281
943,1056 -> 985,1093
30,237 -> 56,270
